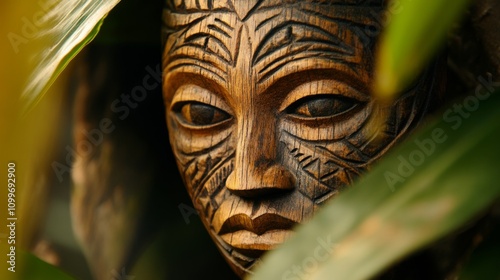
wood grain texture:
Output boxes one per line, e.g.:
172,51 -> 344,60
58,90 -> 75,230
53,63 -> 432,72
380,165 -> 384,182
162,0 -> 441,277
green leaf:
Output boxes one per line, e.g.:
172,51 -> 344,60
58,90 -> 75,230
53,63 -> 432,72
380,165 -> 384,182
15,251 -> 75,280
250,89 -> 500,280
21,0 -> 120,113
374,0 -> 471,100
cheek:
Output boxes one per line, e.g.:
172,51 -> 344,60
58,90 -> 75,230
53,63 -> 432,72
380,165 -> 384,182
279,129 -> 368,204
278,103 -> 374,190
193,160 -> 234,221
167,114 -> 235,216
277,85 -> 433,204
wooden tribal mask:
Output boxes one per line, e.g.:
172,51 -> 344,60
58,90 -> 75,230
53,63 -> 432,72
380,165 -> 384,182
162,0 -> 440,277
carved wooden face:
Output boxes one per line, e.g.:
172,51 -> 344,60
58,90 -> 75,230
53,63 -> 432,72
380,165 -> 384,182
162,0 -> 437,276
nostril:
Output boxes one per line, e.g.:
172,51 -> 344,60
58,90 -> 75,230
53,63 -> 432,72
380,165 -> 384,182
225,164 -> 296,198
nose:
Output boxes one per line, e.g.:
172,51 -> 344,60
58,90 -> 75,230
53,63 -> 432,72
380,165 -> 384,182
226,162 -> 295,197
225,117 -> 296,198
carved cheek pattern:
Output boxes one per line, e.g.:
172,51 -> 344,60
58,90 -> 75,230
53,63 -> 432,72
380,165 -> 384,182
167,116 -> 236,223
279,131 -> 368,205
278,107 -> 372,209
277,85 -> 432,209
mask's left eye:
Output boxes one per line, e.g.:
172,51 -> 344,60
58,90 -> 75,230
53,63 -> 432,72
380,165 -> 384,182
175,102 -> 231,126
286,94 -> 360,119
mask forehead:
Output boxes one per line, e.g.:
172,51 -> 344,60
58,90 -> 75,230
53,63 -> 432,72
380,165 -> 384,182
163,0 -> 384,102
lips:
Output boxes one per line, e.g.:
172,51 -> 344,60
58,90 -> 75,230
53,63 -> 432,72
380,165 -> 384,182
218,213 -> 297,235
212,198 -> 303,254
220,229 -> 294,254
216,212 -> 296,254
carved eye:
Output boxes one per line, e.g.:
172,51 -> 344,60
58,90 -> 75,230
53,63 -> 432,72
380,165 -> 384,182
176,102 -> 230,126
287,95 -> 359,118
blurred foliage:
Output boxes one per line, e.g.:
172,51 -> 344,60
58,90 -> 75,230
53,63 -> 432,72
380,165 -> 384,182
0,0 -> 118,279
17,251 -> 75,280
373,0 -> 471,100
2,0 -> 497,279
20,0 -> 120,113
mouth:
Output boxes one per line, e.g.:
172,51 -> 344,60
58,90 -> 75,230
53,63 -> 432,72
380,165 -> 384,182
220,229 -> 293,256
215,213 -> 297,256
210,193 -> 314,258
218,213 -> 297,235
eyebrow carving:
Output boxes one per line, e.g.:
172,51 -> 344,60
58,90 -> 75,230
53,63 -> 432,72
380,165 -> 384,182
181,32 -> 233,63
252,20 -> 360,84
164,11 -> 238,80
248,4 -> 378,84
166,60 -> 227,84
163,1 -> 382,86
252,21 -> 354,66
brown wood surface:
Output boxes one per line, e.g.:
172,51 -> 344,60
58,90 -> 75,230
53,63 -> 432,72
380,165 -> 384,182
162,0 -> 441,277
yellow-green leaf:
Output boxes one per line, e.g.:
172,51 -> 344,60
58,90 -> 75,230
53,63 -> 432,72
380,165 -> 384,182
20,0 -> 120,113
374,0 -> 470,100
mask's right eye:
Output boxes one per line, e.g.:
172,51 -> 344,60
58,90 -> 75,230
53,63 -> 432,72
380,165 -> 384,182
174,102 -> 231,127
